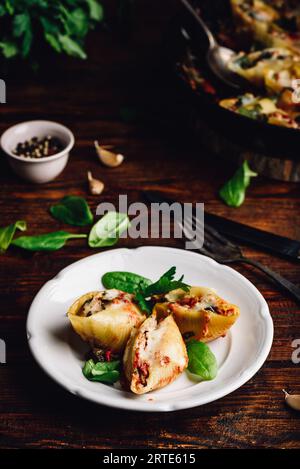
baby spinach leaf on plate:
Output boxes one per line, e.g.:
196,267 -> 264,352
88,211 -> 130,248
219,160 -> 257,208
102,271 -> 151,294
12,231 -> 87,251
0,220 -> 27,253
50,195 -> 94,226
82,359 -> 120,384
186,340 -> 218,381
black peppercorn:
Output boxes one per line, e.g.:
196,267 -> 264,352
13,135 -> 64,158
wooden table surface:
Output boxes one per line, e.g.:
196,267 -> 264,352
0,0 -> 300,450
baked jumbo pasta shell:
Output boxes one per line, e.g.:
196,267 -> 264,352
231,0 -> 279,34
123,312 -> 188,395
265,25 -> 300,56
68,289 -> 146,353
153,287 -> 240,342
265,62 -> 300,93
229,48 -> 297,87
219,94 -> 300,129
230,1 -> 300,54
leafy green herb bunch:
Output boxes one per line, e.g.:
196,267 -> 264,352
0,0 -> 104,61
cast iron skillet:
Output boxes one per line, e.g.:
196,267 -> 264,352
167,0 -> 300,160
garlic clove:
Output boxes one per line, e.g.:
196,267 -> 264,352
94,141 -> 124,168
283,389 -> 300,411
87,171 -> 104,195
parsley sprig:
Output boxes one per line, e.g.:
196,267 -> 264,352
102,267 -> 190,315
0,0 -> 104,61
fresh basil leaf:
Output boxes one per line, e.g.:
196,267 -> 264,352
143,267 -> 190,297
50,196 -> 94,226
102,271 -> 151,294
219,160 -> 257,208
186,340 -> 218,381
0,220 -> 27,253
12,231 -> 87,251
82,359 -> 120,384
88,212 -> 130,248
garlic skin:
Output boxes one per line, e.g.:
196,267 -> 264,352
283,389 -> 300,411
94,141 -> 124,168
87,171 -> 104,195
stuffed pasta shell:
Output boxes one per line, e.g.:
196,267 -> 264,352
153,287 -> 240,343
265,61 -> 300,93
123,312 -> 188,394
220,93 -> 300,129
229,48 -> 297,87
230,0 -> 300,54
231,0 -> 279,37
68,289 -> 146,353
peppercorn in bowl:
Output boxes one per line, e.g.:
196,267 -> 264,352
0,120 -> 74,183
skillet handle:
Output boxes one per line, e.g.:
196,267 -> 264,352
241,257 -> 300,303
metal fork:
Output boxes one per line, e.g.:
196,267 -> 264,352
178,216 -> 300,303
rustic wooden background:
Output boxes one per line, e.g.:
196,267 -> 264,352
0,0 -> 300,449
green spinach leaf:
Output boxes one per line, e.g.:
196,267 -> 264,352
219,160 -> 257,208
186,340 -> 218,381
88,212 -> 130,248
0,220 -> 27,253
102,271 -> 151,294
82,358 -> 120,384
12,231 -> 87,251
50,195 -> 94,226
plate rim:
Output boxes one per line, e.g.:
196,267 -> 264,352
26,246 -> 274,412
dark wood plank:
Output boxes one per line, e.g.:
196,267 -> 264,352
0,0 -> 300,449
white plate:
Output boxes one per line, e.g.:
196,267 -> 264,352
27,247 -> 273,412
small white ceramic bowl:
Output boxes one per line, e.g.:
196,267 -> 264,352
1,120 -> 75,183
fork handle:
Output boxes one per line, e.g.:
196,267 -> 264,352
240,257 -> 300,303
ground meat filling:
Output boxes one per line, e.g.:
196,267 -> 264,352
134,331 -> 150,387
170,293 -> 236,317
80,290 -> 133,317
137,362 -> 150,387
